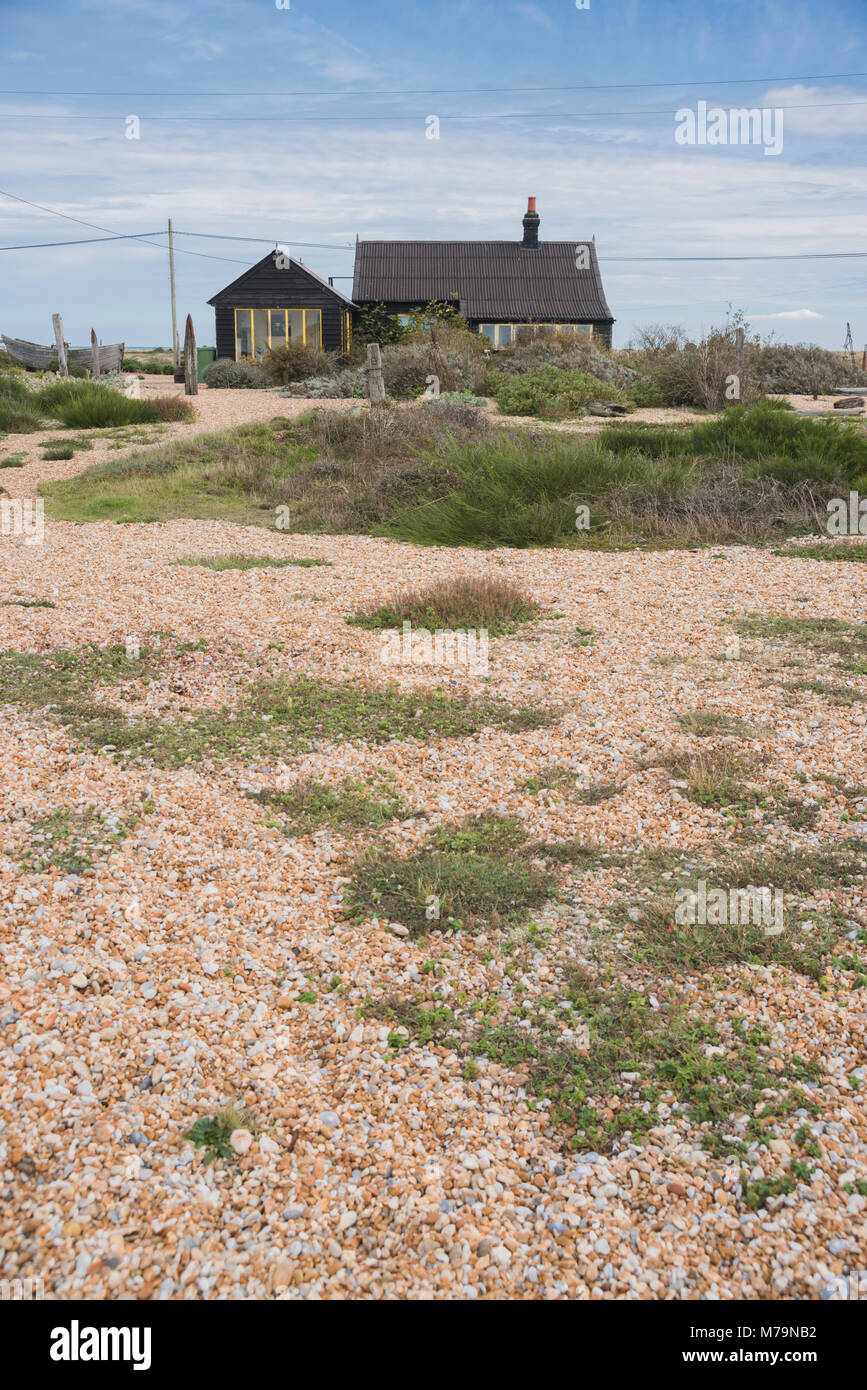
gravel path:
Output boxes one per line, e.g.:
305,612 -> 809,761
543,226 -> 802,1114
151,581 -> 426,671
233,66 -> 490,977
1,390 -> 865,1301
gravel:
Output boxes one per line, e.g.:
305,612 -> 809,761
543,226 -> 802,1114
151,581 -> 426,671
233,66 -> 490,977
0,388 -> 865,1300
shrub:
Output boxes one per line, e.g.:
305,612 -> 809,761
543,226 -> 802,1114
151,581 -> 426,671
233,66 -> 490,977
629,376 -> 665,407
36,380 -> 192,428
43,359 -> 90,379
148,395 -> 195,422
41,443 -> 75,460
279,369 -> 365,399
0,353 -> 26,375
202,358 -> 267,389
261,342 -> 335,385
0,376 -> 45,431
493,366 -> 626,417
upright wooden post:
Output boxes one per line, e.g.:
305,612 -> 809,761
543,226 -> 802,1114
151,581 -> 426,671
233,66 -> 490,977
735,326 -> 745,400
90,329 -> 101,378
366,342 -> 385,404
51,314 -> 68,376
168,218 -> 179,369
183,314 -> 198,396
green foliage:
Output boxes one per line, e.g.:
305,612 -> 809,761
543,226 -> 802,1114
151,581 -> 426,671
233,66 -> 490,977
172,553 -> 327,571
202,358 -> 266,388
348,574 -> 538,636
20,805 -> 138,875
0,644 -> 554,767
184,1105 -> 258,1165
33,379 -> 193,429
353,302 -> 407,347
41,443 -> 75,460
261,342 -> 335,385
251,774 -> 409,834
493,365 -> 626,418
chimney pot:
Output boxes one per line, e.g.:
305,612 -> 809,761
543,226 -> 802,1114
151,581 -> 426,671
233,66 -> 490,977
521,196 -> 540,249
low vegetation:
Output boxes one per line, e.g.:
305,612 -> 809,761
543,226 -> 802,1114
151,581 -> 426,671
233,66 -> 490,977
172,553 -> 328,571
0,643 -> 555,767
251,774 -> 409,834
348,575 -> 539,635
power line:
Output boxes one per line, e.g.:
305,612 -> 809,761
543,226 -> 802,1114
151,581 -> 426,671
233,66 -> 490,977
0,231 -> 163,250
1,71 -> 865,98
600,251 -> 867,262
3,98 -> 865,123
0,187 -> 248,263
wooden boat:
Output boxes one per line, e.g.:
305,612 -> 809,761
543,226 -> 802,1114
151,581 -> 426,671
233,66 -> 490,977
1,335 -> 125,373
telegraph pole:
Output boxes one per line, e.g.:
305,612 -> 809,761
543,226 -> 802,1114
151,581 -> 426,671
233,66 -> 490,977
168,218 -> 179,368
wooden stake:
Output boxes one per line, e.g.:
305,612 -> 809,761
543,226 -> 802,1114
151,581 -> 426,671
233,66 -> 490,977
90,329 -> 101,378
183,314 -> 198,395
366,342 -> 385,404
168,218 -> 179,368
51,314 -> 68,377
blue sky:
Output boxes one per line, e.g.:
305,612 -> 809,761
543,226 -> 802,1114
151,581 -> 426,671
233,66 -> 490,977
1,0 -> 865,348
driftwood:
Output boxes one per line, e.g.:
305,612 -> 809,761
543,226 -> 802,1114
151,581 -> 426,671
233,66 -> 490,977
587,399 -> 629,417
90,329 -> 100,380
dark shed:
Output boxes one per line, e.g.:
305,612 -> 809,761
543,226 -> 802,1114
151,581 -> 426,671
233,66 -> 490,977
352,198 -> 614,349
208,250 -> 355,361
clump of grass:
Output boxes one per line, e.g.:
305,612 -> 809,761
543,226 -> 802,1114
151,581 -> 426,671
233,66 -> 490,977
0,452 -> 27,467
251,774 -> 409,834
172,553 -> 328,571
41,443 -> 75,461
36,380 -> 193,429
348,575 -> 538,637
515,766 -> 576,795
676,709 -> 760,739
472,972 -> 821,1158
360,995 -> 459,1049
19,805 -> 137,875
658,745 -> 764,811
1,598 -> 55,608
783,677 -> 864,706
344,813 -> 557,934
184,1104 -> 259,1165
0,644 -> 555,767
573,781 -> 621,805
776,541 -> 867,563
736,613 -> 867,666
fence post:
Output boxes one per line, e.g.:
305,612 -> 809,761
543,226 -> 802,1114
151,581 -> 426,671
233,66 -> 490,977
90,329 -> 101,378
52,314 -> 68,376
366,342 -> 385,404
184,315 -> 198,396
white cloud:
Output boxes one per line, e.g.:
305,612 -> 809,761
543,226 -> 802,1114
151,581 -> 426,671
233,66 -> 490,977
752,309 -> 823,320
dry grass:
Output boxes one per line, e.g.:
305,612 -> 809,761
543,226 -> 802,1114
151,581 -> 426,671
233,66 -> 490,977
348,574 -> 540,636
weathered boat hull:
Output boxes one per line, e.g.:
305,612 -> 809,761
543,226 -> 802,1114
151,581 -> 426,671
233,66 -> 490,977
1,335 -> 125,373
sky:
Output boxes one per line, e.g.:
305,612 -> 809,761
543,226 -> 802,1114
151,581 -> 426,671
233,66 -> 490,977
1,0 -> 865,349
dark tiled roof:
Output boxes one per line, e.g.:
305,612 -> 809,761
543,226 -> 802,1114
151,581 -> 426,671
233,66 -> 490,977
208,254 -> 355,307
352,240 -> 613,322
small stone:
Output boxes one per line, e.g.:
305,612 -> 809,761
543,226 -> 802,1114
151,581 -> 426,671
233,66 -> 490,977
319,1111 -> 340,1129
229,1128 -> 253,1155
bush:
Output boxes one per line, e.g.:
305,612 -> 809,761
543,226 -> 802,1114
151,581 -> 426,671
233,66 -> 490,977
493,366 -> 626,417
279,369 -> 365,399
202,358 -> 267,389
261,342 -> 335,385
43,359 -> 90,379
41,443 -> 75,460
629,377 -> 665,408
0,376 -> 45,431
148,395 -> 195,422
489,337 -> 638,390
349,575 -> 538,635
0,353 -> 26,375
36,380 -> 193,428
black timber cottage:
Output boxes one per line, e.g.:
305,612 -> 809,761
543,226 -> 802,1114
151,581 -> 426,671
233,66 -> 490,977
208,200 -> 613,359
207,251 -> 355,361
353,198 -> 614,349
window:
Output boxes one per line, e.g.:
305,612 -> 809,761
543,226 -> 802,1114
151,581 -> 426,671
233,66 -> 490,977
479,324 -> 515,348
234,308 -> 322,359
478,322 -> 594,348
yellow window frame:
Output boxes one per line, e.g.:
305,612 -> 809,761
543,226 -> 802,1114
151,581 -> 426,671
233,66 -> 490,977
477,322 -> 594,347
234,307 -> 323,360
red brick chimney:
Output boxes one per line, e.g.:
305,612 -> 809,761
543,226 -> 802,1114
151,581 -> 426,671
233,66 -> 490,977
522,196 -> 540,249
